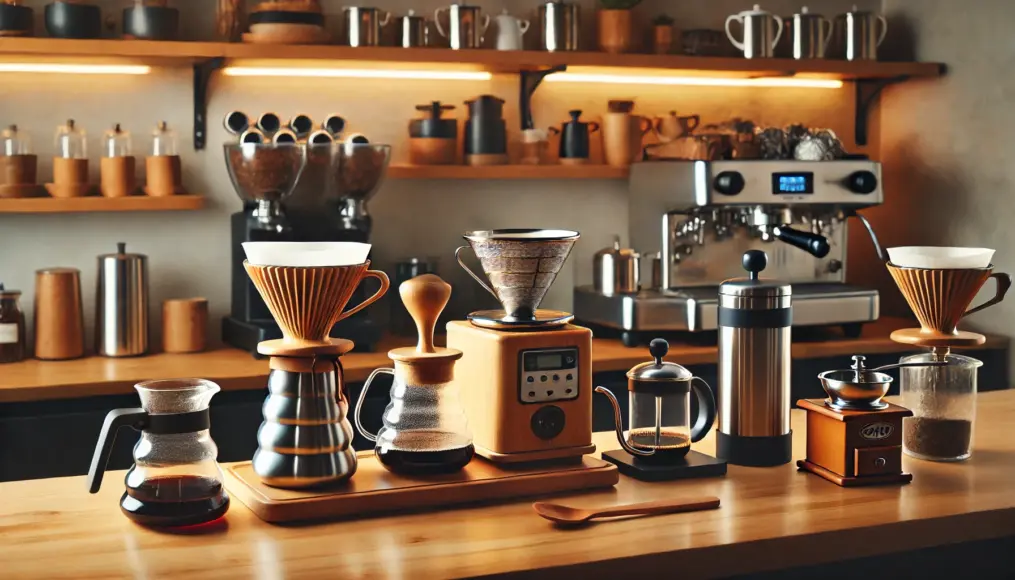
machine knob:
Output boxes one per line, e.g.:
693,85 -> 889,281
827,259 -> 843,273
714,171 -> 745,195
531,405 -> 566,440
846,170 -> 878,194
874,457 -> 887,468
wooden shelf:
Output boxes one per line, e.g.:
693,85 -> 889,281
0,194 -> 205,213
0,38 -> 945,80
387,164 -> 628,180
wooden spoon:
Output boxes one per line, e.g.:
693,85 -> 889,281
533,496 -> 720,525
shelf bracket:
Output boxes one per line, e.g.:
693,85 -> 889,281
854,75 -> 908,147
193,57 -> 225,151
520,65 -> 567,131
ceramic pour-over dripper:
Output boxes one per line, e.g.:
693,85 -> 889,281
242,242 -> 389,356
456,229 -> 580,329
886,246 -> 1012,348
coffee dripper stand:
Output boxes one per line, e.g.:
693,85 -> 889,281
354,274 -> 474,476
87,379 -> 230,527
595,339 -> 724,482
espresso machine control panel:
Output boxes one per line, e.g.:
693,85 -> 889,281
519,348 -> 580,404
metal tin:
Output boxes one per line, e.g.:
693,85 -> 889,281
96,242 -> 149,357
788,7 -> 831,59
399,10 -> 428,47
593,236 -> 640,294
342,6 -> 391,47
434,4 -> 489,50
537,1 -> 579,51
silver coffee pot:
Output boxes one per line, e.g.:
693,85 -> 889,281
836,5 -> 888,61
342,6 -> 392,47
725,4 -> 783,59
537,1 -> 579,52
787,6 -> 832,59
434,3 -> 490,49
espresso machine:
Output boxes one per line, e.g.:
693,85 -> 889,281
574,159 -> 883,345
223,142 -> 392,353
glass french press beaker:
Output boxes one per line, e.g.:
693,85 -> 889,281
596,339 -> 717,461
354,274 -> 474,475
87,379 -> 229,527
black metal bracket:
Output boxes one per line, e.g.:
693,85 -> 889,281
520,65 -> 567,131
854,75 -> 908,147
193,57 -> 225,151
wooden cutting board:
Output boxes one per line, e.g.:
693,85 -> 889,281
225,452 -> 619,523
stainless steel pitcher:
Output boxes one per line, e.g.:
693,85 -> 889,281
725,4 -> 783,59
434,3 -> 490,49
788,6 -> 832,59
398,9 -> 428,47
837,7 -> 887,61
96,242 -> 149,357
342,6 -> 391,47
537,1 -> 579,52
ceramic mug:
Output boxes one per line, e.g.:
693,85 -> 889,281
602,112 -> 652,167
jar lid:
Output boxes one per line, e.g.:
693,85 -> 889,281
594,235 -> 639,260
98,242 -> 147,260
719,250 -> 792,297
627,339 -> 692,387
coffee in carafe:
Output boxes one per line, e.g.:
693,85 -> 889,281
355,274 -> 474,475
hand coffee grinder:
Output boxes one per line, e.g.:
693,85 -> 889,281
222,143 -> 306,352
448,229 -> 595,464
242,242 -> 389,488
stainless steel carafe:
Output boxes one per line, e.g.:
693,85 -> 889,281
837,6 -> 887,61
398,10 -> 428,47
725,4 -> 783,59
342,6 -> 391,47
788,6 -> 831,59
716,250 -> 792,467
537,1 -> 579,51
434,3 -> 489,49
96,242 -> 149,357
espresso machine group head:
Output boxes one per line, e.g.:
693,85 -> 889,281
575,159 -> 885,344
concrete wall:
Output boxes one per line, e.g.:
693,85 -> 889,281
0,0 -> 878,349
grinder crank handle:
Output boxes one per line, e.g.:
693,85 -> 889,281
772,226 -> 831,258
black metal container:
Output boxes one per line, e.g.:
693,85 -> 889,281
0,3 -> 33,36
45,1 -> 102,39
123,4 -> 180,41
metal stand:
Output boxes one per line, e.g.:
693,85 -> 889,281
519,65 -> 567,130
193,57 -> 225,151
854,75 -> 908,146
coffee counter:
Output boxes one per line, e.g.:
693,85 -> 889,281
0,317 -> 1005,403
3,390 -> 1015,579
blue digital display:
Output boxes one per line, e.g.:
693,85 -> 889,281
772,172 -> 814,194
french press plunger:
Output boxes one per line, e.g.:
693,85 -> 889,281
596,339 -> 717,462
87,378 -> 229,527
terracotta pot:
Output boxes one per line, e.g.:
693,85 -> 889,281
597,9 -> 632,54
653,24 -> 673,54
602,112 -> 651,167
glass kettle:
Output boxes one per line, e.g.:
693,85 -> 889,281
88,379 -> 229,527
596,339 -> 717,462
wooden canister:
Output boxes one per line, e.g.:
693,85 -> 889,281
602,112 -> 651,167
34,268 -> 85,360
50,157 -> 89,198
0,154 -> 37,185
409,138 -> 458,165
162,298 -> 208,353
100,156 -> 137,198
145,155 -> 182,196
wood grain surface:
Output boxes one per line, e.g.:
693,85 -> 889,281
2,391 -> 1015,579
0,317 -> 1006,403
0,194 -> 204,213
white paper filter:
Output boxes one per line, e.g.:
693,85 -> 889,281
242,242 -> 371,267
887,246 -> 994,269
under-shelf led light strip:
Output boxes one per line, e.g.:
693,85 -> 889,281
0,63 -> 151,75
222,67 -> 493,81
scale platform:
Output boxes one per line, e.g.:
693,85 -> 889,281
574,284 -> 879,345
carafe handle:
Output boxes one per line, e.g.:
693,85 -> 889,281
519,18 -> 530,36
354,368 -> 395,443
379,10 -> 392,27
875,14 -> 888,46
680,115 -> 700,135
594,386 -> 655,457
689,377 -> 717,443
724,14 -> 745,51
336,269 -> 391,323
820,16 -> 833,48
87,408 -> 148,493
455,245 -> 500,301
770,14 -> 784,49
963,272 -> 1012,318
433,6 -> 448,37
480,14 -> 491,40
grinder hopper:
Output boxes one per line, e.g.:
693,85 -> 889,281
456,229 -> 580,329
886,246 -> 1011,348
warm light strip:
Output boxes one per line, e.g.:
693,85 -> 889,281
0,63 -> 151,75
223,67 -> 492,81
545,73 -> 843,89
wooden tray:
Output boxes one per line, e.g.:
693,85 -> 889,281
225,452 -> 619,523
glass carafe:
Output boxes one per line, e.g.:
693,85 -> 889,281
900,352 -> 981,462
88,379 -> 229,527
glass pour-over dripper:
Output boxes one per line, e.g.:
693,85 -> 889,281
88,379 -> 229,527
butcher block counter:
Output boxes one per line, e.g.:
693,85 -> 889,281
3,390 -> 1015,579
0,317 -> 1006,403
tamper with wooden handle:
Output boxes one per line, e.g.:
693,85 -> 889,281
387,274 -> 462,385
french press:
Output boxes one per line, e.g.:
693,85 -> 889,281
596,339 -> 716,462
88,379 -> 229,527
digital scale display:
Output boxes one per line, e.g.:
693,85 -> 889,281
772,172 -> 815,194
523,349 -> 577,372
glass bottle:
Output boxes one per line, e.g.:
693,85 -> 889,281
55,119 -> 87,159
1,125 -> 31,156
900,352 -> 982,462
151,121 -> 177,156
103,123 -> 132,158
0,284 -> 26,364
88,379 -> 229,527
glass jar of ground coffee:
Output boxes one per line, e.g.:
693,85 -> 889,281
0,284 -> 26,363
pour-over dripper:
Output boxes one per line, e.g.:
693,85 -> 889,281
242,242 -> 390,354
456,229 -> 580,328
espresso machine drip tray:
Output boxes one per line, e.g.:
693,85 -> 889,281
574,284 -> 878,344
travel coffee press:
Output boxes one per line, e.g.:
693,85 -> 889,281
596,339 -> 723,481
355,274 -> 473,475
87,379 -> 229,527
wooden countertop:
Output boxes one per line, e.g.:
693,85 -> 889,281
3,391 -> 1015,579
0,317 -> 1006,403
